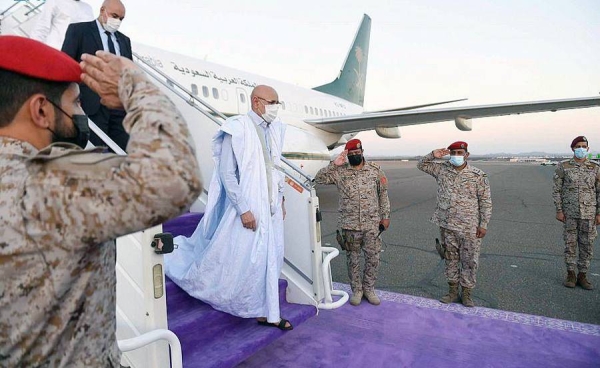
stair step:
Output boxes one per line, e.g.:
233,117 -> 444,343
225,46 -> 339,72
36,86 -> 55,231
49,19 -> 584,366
166,277 -> 315,368
163,212 -> 315,368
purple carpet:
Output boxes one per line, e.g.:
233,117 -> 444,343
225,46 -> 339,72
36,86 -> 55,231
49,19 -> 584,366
162,212 -> 317,368
239,284 -> 600,368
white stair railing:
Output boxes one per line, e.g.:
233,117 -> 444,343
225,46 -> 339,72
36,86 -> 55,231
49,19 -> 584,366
118,329 -> 182,368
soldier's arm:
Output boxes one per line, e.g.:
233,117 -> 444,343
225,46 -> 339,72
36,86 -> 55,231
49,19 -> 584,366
477,174 -> 492,230
314,162 -> 340,185
378,170 -> 391,220
596,167 -> 600,215
417,151 -> 442,178
23,66 -> 202,248
552,164 -> 565,213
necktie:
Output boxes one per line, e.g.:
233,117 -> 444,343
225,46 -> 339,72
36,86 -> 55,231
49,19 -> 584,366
105,31 -> 116,54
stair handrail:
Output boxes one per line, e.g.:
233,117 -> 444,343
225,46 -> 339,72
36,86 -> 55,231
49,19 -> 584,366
0,0 -> 34,17
24,0 -> 45,16
117,329 -> 183,368
317,246 -> 349,309
132,52 -> 315,186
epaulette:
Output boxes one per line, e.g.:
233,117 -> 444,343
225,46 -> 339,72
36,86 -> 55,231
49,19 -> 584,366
585,160 -> 599,168
469,166 -> 486,176
367,161 -> 381,170
30,145 -> 125,171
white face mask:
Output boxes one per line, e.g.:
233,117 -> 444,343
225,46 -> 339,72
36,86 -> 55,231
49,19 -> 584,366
262,104 -> 279,123
102,10 -> 122,33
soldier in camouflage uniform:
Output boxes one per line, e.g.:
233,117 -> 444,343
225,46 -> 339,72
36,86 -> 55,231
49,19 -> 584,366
418,141 -> 492,307
0,37 -> 202,367
552,136 -> 600,290
315,139 -> 391,306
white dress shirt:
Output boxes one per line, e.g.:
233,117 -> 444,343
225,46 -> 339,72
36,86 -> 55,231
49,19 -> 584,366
95,19 -> 122,56
30,0 -> 94,50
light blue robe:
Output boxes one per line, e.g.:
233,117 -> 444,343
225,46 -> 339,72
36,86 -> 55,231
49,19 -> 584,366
165,112 -> 286,322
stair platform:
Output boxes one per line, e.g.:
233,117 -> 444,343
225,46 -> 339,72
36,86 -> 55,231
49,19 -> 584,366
163,212 -> 316,368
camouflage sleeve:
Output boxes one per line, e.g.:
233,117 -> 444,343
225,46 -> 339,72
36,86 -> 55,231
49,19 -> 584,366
23,69 -> 203,248
417,151 -> 441,178
378,169 -> 391,219
477,173 -> 492,229
596,166 -> 600,215
552,164 -> 565,213
314,162 -> 340,185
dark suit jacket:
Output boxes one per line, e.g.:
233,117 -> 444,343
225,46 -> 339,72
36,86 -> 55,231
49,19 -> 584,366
62,20 -> 132,115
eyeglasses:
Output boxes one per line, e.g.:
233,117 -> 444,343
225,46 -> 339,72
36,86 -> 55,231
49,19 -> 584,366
256,96 -> 281,105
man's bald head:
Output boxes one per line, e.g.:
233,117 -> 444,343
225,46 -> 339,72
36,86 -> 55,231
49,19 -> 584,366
250,85 -> 279,117
100,0 -> 126,21
250,85 -> 278,101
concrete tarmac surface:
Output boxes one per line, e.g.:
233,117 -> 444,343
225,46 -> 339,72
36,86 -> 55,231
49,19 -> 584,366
315,161 -> 600,324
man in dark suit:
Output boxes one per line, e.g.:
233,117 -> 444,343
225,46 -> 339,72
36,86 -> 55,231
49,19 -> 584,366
62,0 -> 131,151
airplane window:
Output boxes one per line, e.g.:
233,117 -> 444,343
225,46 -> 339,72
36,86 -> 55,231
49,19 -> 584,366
310,107 -> 314,115
281,101 -> 286,110
212,88 -> 219,99
319,108 -> 323,116
305,106 -> 308,113
221,89 -> 228,101
191,84 -> 198,96
240,93 -> 246,103
202,86 -> 209,98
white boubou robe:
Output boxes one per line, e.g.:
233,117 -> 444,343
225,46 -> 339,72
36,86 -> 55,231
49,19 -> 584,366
165,112 -> 286,323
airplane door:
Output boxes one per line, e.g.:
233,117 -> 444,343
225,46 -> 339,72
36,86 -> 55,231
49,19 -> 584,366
236,88 -> 250,114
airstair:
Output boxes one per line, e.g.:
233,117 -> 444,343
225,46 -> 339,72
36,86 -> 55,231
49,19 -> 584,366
1,2 -> 348,367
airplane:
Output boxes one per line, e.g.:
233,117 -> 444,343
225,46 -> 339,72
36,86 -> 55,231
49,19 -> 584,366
130,14 -> 600,176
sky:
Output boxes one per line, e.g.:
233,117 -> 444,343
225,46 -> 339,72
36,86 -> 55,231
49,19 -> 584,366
2,0 -> 599,155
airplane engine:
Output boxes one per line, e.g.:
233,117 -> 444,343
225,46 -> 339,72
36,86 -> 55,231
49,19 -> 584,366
455,116 -> 472,131
375,126 -> 401,138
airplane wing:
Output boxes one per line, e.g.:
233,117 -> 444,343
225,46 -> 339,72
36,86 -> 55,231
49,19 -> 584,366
305,96 -> 600,134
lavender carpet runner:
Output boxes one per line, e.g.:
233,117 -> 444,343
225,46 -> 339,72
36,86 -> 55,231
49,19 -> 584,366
162,212 -> 316,368
239,284 -> 600,368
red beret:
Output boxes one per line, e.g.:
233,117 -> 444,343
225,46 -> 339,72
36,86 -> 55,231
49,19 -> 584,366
0,36 -> 81,83
345,139 -> 362,151
570,136 -> 588,148
448,141 -> 468,151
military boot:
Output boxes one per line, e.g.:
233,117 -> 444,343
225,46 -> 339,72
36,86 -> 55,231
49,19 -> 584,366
439,282 -> 459,304
364,290 -> 381,305
563,270 -> 576,288
461,287 -> 475,307
577,272 -> 593,290
349,291 -> 363,306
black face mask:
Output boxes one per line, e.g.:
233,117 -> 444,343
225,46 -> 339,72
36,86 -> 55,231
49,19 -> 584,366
47,100 -> 90,148
348,154 -> 363,166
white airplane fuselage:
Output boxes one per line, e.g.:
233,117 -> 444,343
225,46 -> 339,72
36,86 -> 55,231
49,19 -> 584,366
134,42 -> 362,175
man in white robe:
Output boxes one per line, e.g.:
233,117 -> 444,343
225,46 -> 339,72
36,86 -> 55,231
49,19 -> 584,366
30,0 -> 94,50
165,85 -> 292,330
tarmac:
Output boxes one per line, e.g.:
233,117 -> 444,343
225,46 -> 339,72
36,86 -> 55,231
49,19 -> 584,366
315,160 -> 600,325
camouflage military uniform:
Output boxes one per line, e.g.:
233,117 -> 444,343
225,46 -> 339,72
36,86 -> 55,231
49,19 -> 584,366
0,70 -> 202,367
552,159 -> 600,273
315,160 -> 390,294
418,152 -> 492,288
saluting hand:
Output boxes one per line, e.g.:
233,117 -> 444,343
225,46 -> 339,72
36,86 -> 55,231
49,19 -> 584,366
80,51 -> 139,109
556,211 -> 565,223
433,148 -> 450,159
595,214 -> 600,226
333,150 -> 348,166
